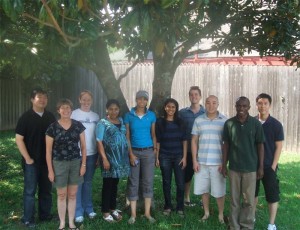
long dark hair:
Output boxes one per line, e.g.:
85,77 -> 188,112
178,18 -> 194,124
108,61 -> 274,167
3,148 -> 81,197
163,98 -> 179,120
158,98 -> 185,133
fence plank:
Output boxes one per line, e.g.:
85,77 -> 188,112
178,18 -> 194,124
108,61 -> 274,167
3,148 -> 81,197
1,63 -> 299,152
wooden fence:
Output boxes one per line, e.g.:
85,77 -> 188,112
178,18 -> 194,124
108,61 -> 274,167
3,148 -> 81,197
0,63 -> 299,152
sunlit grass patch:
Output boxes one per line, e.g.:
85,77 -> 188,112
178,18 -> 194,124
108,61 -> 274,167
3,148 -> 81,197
0,130 -> 299,229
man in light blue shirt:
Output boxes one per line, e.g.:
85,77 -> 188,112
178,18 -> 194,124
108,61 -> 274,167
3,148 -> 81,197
191,95 -> 227,223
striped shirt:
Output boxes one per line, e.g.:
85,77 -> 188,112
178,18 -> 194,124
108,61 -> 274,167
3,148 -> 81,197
156,118 -> 187,156
191,112 -> 227,165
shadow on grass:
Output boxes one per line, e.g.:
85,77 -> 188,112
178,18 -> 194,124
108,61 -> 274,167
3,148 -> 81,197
0,130 -> 299,229
253,161 -> 300,230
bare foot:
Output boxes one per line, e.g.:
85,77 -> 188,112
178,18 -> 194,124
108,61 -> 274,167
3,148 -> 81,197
201,214 -> 209,221
218,214 -> 224,224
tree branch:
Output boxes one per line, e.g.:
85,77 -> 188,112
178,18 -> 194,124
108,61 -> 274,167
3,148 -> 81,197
117,59 -> 139,84
22,13 -> 55,28
172,19 -> 227,68
39,0 -> 81,47
187,47 -> 217,57
40,0 -> 70,44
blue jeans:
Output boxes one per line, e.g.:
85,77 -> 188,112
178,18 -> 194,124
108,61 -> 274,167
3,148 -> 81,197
75,154 -> 97,217
22,162 -> 52,223
159,154 -> 185,211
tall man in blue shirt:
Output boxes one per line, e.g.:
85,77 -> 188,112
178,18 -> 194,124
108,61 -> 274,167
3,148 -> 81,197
179,86 -> 205,206
254,93 -> 284,230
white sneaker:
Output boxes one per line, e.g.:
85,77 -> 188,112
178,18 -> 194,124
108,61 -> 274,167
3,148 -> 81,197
75,216 -> 84,223
267,224 -> 277,230
88,212 -> 97,219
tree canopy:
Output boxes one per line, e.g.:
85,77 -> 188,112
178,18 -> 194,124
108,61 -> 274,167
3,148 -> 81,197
1,0 -> 299,113
121,0 -> 300,112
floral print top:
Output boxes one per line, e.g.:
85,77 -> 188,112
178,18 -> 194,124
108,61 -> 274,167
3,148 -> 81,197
46,119 -> 85,161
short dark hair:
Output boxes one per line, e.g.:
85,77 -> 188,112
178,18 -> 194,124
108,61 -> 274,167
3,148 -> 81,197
235,96 -> 250,105
30,88 -> 48,99
106,99 -> 120,109
256,93 -> 272,104
56,98 -> 73,110
189,86 -> 201,96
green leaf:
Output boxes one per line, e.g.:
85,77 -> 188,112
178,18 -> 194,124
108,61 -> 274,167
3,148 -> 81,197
161,0 -> 178,9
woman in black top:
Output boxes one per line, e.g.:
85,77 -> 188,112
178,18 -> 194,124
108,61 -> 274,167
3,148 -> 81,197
46,99 -> 87,230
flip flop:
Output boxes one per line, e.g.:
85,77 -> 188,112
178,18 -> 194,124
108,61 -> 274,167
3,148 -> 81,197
184,201 -> 196,207
103,214 -> 116,223
111,210 -> 122,221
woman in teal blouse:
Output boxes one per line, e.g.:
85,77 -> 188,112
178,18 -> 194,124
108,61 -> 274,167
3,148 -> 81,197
96,99 -> 130,222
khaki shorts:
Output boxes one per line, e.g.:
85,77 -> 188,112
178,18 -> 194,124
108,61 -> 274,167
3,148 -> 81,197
52,159 -> 83,188
194,164 -> 226,198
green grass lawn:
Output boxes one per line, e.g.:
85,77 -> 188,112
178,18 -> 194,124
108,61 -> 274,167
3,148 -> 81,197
1,130 -> 299,230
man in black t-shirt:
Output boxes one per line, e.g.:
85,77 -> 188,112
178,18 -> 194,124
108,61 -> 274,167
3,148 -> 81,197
15,88 -> 56,228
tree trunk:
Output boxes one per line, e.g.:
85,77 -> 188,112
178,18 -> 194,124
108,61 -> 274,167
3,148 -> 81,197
150,53 -> 176,116
92,38 -> 129,115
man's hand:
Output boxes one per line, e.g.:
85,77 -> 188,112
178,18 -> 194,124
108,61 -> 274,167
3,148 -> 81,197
257,167 -> 264,179
221,165 -> 228,178
218,165 -> 223,173
179,158 -> 186,169
25,158 -> 34,165
193,160 -> 200,173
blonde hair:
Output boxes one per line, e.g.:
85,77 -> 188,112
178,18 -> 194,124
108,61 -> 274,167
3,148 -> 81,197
79,90 -> 93,99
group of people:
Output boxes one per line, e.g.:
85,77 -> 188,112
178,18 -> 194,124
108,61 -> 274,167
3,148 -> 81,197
15,86 -> 283,230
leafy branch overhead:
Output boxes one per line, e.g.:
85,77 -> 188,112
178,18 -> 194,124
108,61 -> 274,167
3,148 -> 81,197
1,0 -> 300,113
122,0 -> 300,67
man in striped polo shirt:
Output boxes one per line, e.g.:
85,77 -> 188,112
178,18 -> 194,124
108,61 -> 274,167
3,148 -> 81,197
191,95 -> 227,224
